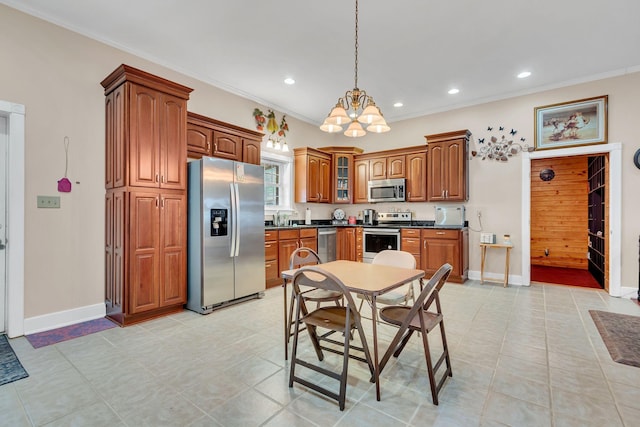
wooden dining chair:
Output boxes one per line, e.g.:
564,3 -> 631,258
289,266 -> 374,411
378,263 -> 453,405
357,250 -> 417,314
286,247 -> 344,346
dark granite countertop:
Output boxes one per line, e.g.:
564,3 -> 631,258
264,220 -> 467,231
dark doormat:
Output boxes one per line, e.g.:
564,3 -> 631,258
589,310 -> 640,367
0,334 -> 29,386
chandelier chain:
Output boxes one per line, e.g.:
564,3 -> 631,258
354,0 -> 358,89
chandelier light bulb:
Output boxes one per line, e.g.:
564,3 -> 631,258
344,120 -> 366,138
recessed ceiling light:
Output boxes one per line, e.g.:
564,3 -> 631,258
284,77 -> 295,85
517,71 -> 531,79
448,88 -> 459,95
393,102 -> 403,108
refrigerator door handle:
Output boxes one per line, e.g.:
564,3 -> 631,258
233,183 -> 241,257
229,182 -> 237,257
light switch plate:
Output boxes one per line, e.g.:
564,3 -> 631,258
37,195 -> 60,208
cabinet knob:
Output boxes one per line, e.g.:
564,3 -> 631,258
214,142 -> 218,152
436,231 -> 445,235
207,142 -> 211,151
156,174 -> 159,183
423,240 -> 426,248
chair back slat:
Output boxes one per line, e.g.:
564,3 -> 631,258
394,263 -> 452,332
290,247 -> 321,269
293,266 -> 359,311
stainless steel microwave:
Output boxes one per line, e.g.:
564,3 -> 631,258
368,178 -> 406,203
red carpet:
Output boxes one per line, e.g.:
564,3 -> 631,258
531,265 -> 602,289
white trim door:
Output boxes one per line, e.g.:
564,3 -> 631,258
0,100 -> 25,337
522,143 -> 622,297
0,114 -> 6,333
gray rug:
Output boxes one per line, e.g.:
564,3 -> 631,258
590,310 -> 640,368
0,334 -> 29,385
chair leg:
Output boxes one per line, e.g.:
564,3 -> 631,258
439,320 -> 453,378
420,330 -> 439,405
287,287 -> 296,344
338,318 -> 351,411
289,295 -> 303,388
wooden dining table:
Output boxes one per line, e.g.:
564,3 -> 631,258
281,260 -> 425,401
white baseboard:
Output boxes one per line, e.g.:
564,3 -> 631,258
467,270 -> 523,286
23,303 -> 107,335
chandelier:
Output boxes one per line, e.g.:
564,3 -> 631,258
320,0 -> 390,137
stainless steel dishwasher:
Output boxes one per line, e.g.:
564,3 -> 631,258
317,228 -> 337,263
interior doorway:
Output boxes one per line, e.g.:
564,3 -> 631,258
0,100 -> 25,338
0,115 -> 7,333
529,154 -> 607,290
521,143 -> 622,297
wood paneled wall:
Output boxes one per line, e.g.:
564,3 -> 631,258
531,156 -> 589,269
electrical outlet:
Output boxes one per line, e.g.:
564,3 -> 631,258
37,195 -> 60,208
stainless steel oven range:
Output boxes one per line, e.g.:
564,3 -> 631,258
362,212 -> 411,263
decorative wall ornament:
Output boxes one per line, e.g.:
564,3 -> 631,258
472,125 -> 533,161
253,108 -> 289,151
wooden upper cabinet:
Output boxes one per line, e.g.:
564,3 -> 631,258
212,130 -> 241,161
105,85 -> 126,189
370,157 -> 387,180
186,112 -> 263,165
294,147 -> 332,203
186,122 -> 211,157
319,157 -> 331,203
354,159 -> 370,203
160,95 -> 188,190
426,130 -> 470,202
101,64 -> 192,190
368,155 -> 405,180
318,146 -> 364,204
243,139 -> 261,165
387,155 -> 406,178
406,150 -> 427,202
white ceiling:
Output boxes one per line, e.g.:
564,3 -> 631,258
4,0 -> 640,126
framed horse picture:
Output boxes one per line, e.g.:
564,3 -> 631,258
534,96 -> 608,150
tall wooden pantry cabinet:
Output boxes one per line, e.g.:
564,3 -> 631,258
102,64 -> 193,326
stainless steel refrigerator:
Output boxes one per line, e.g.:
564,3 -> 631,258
187,157 -> 265,313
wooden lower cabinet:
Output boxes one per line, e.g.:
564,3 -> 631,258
421,228 -> 468,283
106,189 -> 187,326
401,229 -> 421,269
276,228 -> 318,280
264,230 -> 279,288
356,227 -> 363,262
337,227 -> 362,261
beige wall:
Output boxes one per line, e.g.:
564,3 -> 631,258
1,5 -> 639,323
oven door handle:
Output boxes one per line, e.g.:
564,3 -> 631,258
363,228 -> 400,234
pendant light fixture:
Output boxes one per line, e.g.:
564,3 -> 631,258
320,0 -> 390,137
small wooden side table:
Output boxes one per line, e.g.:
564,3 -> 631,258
480,243 -> 513,287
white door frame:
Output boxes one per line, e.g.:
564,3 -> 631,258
521,142 -> 622,296
0,100 -> 25,337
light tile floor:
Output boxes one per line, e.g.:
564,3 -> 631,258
2,280 -> 640,426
